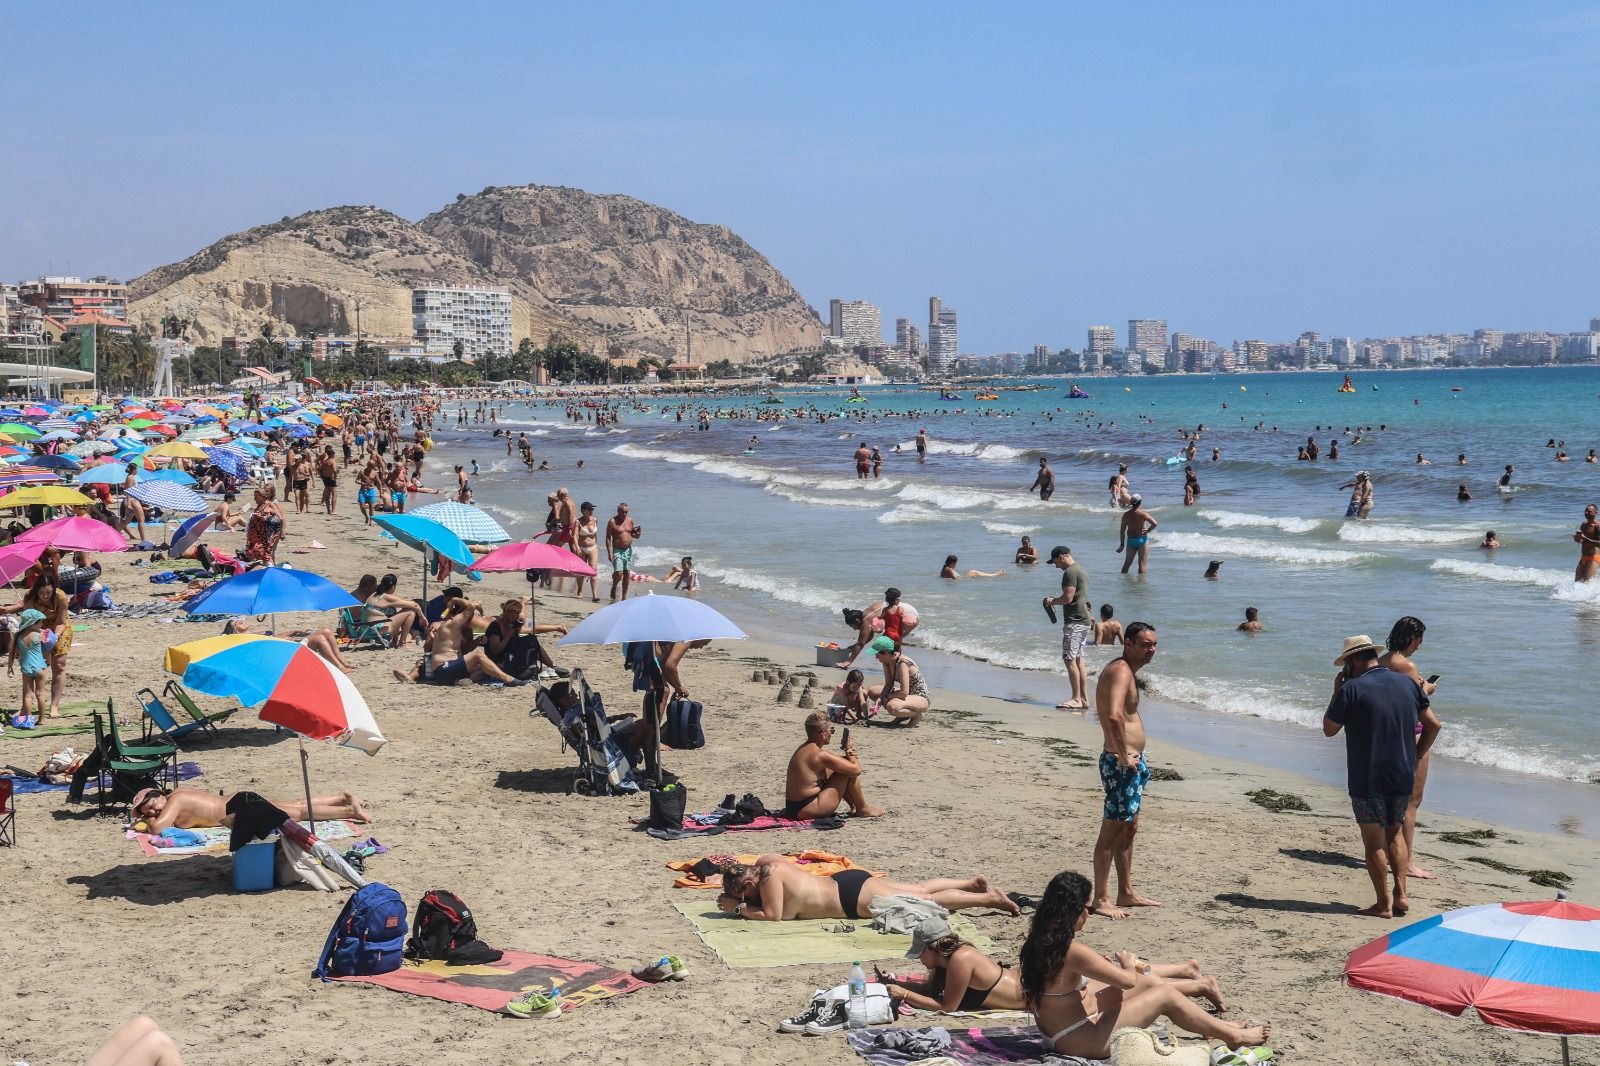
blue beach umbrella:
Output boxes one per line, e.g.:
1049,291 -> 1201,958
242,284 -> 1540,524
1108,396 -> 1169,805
373,513 -> 474,601
29,454 -> 81,472
75,465 -> 125,486
181,564 -> 361,618
408,501 -> 512,545
202,448 -> 250,478
144,468 -> 198,486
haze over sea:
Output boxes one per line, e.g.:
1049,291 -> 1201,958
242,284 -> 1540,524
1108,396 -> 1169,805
430,366 -> 1600,822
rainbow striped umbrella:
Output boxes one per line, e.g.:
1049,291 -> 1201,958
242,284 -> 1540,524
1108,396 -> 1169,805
1347,896 -> 1600,1062
165,634 -> 384,831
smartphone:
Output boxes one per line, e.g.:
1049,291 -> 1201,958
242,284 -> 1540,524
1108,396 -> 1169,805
840,727 -> 851,751
1426,674 -> 1441,685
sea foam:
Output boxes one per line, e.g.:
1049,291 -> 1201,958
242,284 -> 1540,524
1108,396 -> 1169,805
1158,531 -> 1379,566
1197,509 -> 1321,535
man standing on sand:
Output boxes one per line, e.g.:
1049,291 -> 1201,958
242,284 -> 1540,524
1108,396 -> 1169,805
854,442 -> 872,480
1574,503 -> 1599,582
1323,635 -> 1441,919
1091,621 -> 1161,919
606,502 -> 642,601
1117,495 -> 1158,575
317,446 -> 339,515
1045,546 -> 1092,709
1029,457 -> 1055,501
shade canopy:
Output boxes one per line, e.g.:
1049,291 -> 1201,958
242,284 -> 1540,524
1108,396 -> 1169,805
15,516 -> 128,552
127,481 -> 209,512
408,502 -> 511,544
2,485 -> 92,508
471,539 -> 596,576
373,513 -> 475,567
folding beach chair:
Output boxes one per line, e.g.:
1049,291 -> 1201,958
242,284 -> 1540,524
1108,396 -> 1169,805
84,713 -> 168,812
161,680 -> 236,734
136,687 -> 207,745
338,608 -> 389,651
104,700 -> 178,779
0,778 -> 15,846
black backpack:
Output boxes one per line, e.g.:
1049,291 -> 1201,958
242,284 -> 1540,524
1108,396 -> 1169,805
404,890 -> 503,965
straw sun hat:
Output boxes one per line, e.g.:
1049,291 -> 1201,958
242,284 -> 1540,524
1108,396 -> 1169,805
1333,634 -> 1382,666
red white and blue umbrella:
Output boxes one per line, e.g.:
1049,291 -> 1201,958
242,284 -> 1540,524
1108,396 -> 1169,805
1347,897 -> 1600,1061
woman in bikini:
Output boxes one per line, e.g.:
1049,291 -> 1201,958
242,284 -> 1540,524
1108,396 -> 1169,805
880,917 -> 1027,1013
1022,870 -> 1267,1060
573,502 -> 601,601
939,554 -> 1004,579
360,573 -> 425,648
866,635 -> 930,725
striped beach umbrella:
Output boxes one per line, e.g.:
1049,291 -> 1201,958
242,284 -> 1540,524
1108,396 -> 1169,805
0,466 -> 63,488
409,501 -> 512,544
127,481 -> 209,512
1347,897 -> 1600,1062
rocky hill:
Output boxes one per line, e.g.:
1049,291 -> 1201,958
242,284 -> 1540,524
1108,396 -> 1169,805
127,188 -> 822,363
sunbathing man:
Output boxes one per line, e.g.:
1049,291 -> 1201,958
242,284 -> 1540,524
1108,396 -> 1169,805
783,710 -> 885,819
131,787 -> 370,831
717,854 -> 1021,921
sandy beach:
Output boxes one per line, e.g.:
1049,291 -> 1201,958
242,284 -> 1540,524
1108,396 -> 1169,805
3,505 -> 1597,1066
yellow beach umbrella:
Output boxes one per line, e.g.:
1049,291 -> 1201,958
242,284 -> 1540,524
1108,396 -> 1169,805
162,632 -> 277,676
147,440 -> 210,460
0,432 -> 16,445
2,485 -> 92,509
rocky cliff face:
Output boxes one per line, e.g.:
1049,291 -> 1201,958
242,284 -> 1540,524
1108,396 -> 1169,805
418,185 -> 822,361
127,190 -> 822,363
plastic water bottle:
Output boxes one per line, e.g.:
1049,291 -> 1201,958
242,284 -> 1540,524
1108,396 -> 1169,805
548,982 -> 562,1009
846,960 -> 868,1029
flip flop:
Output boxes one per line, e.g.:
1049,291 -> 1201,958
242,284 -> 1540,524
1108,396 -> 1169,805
1006,892 -> 1037,910
1212,1045 -> 1274,1065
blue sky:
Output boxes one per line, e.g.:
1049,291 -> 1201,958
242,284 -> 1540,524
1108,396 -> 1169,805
4,2 -> 1598,352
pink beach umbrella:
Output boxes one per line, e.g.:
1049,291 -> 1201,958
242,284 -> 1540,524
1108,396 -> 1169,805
16,516 -> 129,553
471,539 -> 596,627
0,541 -> 47,585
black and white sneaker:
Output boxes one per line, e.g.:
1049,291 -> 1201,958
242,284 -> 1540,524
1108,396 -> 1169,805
778,998 -> 826,1033
803,1003 -> 848,1035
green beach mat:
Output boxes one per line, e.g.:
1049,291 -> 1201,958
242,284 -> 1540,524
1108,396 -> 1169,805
2,700 -> 112,741
673,896 -> 998,969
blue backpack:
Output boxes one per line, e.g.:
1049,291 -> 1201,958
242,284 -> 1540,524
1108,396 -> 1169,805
664,698 -> 705,749
314,882 -> 408,980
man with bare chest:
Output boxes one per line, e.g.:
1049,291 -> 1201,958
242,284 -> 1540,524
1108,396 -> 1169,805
1091,622 -> 1160,919
606,503 -> 643,601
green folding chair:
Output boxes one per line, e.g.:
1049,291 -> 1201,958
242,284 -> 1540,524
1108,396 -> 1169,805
90,712 -> 169,812
339,608 -> 389,650
161,680 -> 237,734
105,699 -> 178,777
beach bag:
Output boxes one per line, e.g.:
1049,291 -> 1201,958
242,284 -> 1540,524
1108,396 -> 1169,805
1109,1026 -> 1211,1066
664,698 -> 704,749
313,882 -> 407,980
648,781 -> 687,830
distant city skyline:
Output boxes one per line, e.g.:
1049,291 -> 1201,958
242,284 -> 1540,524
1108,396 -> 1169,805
3,4 -> 1599,352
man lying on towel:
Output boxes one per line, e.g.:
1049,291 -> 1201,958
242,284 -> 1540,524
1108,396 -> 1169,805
131,787 -> 370,831
783,710 -> 886,819
717,854 -> 1020,921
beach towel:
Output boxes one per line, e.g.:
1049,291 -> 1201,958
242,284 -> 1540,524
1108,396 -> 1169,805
330,949 -> 647,1016
0,700 -> 124,740
846,1025 -> 1105,1066
667,850 -> 881,889
637,813 -> 845,840
7,760 -> 202,795
127,817 -> 358,857
673,897 -> 996,969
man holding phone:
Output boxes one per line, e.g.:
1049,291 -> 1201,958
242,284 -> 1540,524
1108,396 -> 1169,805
782,711 -> 885,820
1045,546 -> 1092,709
1324,635 -> 1442,919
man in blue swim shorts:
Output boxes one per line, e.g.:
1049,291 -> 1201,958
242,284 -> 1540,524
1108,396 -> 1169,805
1117,495 -> 1158,575
1091,622 -> 1161,919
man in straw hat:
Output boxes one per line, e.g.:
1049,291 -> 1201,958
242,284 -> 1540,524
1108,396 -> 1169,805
1323,634 -> 1441,918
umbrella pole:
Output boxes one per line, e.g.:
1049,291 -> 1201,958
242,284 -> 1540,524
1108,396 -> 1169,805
1562,1036 -> 1569,1066
299,736 -> 316,833
421,547 -> 429,604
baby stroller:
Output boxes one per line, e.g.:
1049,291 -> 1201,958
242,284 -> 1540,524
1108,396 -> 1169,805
531,668 -> 641,796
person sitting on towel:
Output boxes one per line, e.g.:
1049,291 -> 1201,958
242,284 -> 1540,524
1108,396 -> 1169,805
783,710 -> 885,820
879,916 -> 1030,1012
716,854 -> 1020,922
131,787 -> 370,832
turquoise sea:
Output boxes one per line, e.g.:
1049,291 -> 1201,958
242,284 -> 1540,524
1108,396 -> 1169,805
427,365 -> 1600,829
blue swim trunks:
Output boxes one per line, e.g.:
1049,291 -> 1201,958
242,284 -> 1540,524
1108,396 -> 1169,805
1098,751 -> 1150,822
613,546 -> 634,573
358,487 -> 379,505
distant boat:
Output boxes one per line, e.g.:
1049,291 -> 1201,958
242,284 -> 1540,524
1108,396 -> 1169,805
975,392 -> 1000,401
1451,386 -> 1463,392
1338,375 -> 1356,393
1067,384 -> 1091,399
940,391 -> 963,401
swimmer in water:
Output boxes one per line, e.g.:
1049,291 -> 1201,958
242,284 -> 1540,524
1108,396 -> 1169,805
1416,453 -> 1431,465
1481,530 -> 1500,550
1457,484 -> 1472,502
1498,465 -> 1514,492
1203,560 -> 1223,580
940,554 -> 1004,579
1575,504 -> 1599,582
1237,606 -> 1262,633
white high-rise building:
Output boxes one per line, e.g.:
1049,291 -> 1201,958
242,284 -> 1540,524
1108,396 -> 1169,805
926,298 -> 958,375
1087,325 -> 1116,361
832,300 -> 882,348
412,285 -> 513,361
1128,319 -> 1167,354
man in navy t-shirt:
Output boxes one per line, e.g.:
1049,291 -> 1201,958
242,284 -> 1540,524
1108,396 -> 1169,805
1324,634 -> 1440,919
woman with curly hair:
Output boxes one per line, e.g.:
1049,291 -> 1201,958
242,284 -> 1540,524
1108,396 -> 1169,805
1020,870 -> 1268,1059
1378,615 -> 1439,881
